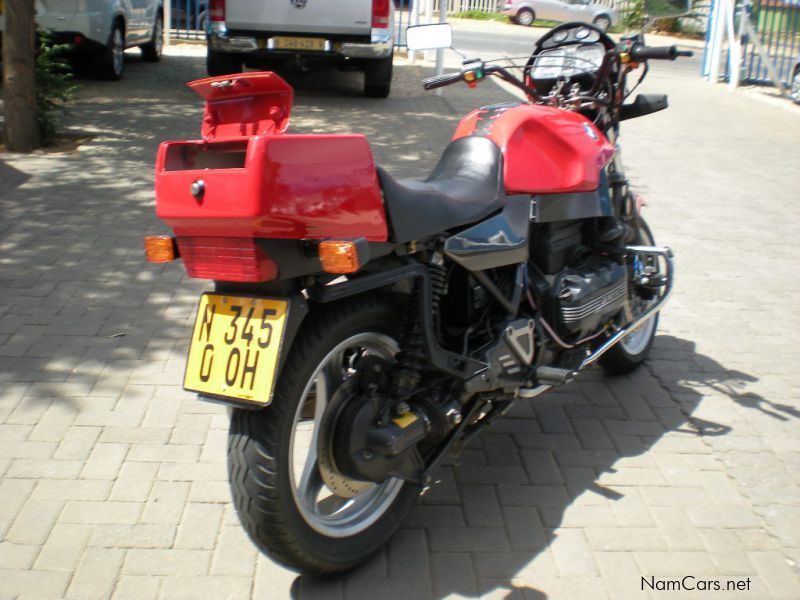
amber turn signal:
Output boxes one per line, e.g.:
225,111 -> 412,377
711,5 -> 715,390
144,235 -> 178,263
319,240 -> 362,274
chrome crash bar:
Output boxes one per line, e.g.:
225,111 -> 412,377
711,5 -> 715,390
580,245 -> 675,370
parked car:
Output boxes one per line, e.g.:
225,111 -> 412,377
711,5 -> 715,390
791,55 -> 800,105
205,0 -> 396,97
498,0 -> 618,31
0,0 -> 164,80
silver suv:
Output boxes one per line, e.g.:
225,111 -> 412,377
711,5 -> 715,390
498,0 -> 617,31
0,0 -> 164,80
205,0 -> 395,97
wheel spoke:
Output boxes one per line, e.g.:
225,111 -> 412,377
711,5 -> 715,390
286,332 -> 404,537
294,350 -> 344,507
297,458 -> 324,514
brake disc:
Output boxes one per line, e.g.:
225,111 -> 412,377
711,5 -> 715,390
316,381 -> 372,499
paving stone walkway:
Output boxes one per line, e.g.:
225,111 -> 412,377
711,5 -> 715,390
1,43 -> 799,599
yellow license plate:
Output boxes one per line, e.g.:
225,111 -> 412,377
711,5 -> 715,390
184,294 -> 288,405
272,36 -> 326,51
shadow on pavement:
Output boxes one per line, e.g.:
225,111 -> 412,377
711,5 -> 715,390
287,332 -> 781,598
0,53 -> 459,413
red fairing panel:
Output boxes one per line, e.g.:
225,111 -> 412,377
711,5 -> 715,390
155,134 -> 389,242
452,103 -> 615,194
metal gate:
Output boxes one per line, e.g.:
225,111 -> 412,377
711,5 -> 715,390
168,0 -> 207,41
743,0 -> 800,84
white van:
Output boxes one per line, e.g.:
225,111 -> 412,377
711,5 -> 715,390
0,0 -> 164,80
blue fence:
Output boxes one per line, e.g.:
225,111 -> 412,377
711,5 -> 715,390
169,0 -> 207,41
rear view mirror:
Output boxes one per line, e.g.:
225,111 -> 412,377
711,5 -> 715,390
406,23 -> 453,51
644,0 -> 691,19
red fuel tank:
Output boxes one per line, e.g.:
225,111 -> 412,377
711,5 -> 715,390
452,103 -> 615,195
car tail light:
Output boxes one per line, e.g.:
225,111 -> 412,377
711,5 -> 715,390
176,237 -> 277,282
209,0 -> 225,22
372,0 -> 390,28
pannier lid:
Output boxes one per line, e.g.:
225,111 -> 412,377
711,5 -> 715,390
187,72 -> 293,142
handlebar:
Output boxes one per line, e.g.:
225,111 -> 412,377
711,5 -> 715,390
422,71 -> 465,90
629,44 -> 694,61
420,44 -> 693,94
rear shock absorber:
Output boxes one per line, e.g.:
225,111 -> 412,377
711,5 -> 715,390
391,255 -> 447,400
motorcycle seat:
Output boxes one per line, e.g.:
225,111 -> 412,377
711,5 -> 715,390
377,136 -> 505,243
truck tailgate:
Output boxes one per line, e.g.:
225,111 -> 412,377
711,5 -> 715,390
226,0 -> 372,36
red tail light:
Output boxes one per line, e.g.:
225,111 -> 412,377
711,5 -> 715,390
372,0 -> 390,28
209,0 -> 226,22
176,237 -> 277,282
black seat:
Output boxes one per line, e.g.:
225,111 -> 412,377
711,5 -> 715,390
377,136 -> 505,243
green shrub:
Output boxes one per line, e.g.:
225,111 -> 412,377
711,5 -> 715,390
36,31 -> 78,145
622,0 -> 646,30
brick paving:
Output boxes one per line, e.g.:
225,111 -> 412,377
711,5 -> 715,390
1,41 -> 800,599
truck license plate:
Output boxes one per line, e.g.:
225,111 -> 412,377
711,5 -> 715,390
272,36 -> 326,51
184,294 -> 288,405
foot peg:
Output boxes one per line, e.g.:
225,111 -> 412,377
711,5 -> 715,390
535,366 -> 577,386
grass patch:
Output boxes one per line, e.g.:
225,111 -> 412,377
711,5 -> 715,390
532,20 -> 560,27
453,10 -> 510,22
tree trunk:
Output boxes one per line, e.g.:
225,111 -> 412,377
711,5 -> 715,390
2,0 -> 40,151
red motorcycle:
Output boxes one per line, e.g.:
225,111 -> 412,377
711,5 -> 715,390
146,17 -> 691,574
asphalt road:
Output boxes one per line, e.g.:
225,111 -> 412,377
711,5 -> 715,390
449,20 -> 703,78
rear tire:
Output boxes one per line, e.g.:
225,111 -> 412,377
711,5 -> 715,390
98,23 -> 125,80
516,8 -> 535,27
599,219 -> 660,375
140,12 -> 163,62
364,55 -> 393,98
207,48 -> 243,77
791,66 -> 800,105
592,15 -> 612,32
227,295 -> 418,574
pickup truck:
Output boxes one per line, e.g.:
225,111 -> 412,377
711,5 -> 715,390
206,0 -> 395,97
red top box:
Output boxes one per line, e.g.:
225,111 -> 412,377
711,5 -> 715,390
155,72 -> 389,242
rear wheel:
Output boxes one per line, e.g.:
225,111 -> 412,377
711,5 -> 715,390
516,8 -> 535,27
98,23 -> 125,80
227,296 -> 418,574
599,219 -> 660,375
791,66 -> 800,105
364,55 -> 393,98
207,48 -> 243,77
592,15 -> 612,31
140,12 -> 163,62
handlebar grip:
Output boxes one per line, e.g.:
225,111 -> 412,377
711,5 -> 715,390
422,71 -> 463,90
629,45 -> 691,61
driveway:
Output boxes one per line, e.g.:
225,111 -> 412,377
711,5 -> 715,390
0,40 -> 799,599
